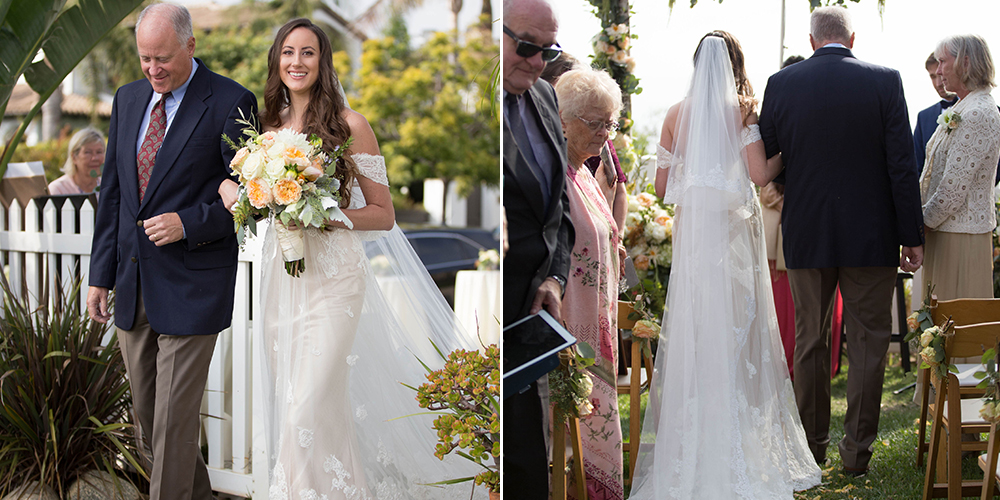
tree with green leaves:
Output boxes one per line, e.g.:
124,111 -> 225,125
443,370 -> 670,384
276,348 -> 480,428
345,26 -> 499,222
0,0 -> 146,178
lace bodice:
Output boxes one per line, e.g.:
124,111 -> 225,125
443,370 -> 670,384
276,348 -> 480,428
656,124 -> 761,170
920,89 -> 1000,233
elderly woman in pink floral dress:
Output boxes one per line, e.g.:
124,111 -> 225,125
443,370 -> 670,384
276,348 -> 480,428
554,67 -> 624,500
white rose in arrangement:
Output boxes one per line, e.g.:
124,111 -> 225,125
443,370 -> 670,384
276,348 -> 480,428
625,211 -> 642,228
920,330 -> 935,348
579,372 -> 594,398
594,40 -> 609,54
982,401 -> 1000,423
645,222 -> 668,243
628,242 -> 648,259
920,346 -> 937,365
627,195 -> 642,212
241,150 -> 265,181
611,50 -> 629,65
264,156 -> 287,183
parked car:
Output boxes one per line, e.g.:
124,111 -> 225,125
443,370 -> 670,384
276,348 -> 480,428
367,226 -> 500,306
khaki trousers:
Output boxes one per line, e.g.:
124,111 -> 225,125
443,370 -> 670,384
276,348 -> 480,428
787,266 -> 896,470
119,288 -> 218,500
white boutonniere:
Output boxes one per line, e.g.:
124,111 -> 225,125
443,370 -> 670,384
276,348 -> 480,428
937,108 -> 962,133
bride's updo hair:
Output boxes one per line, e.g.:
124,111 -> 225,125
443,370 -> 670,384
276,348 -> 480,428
262,18 -> 357,206
695,31 -> 758,124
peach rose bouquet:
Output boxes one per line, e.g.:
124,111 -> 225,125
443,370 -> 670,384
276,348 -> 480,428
224,112 -> 352,276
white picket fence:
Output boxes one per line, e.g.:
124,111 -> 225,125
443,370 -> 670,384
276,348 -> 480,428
0,197 -> 265,498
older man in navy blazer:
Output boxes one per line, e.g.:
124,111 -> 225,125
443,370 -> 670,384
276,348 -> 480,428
759,7 -> 924,477
86,4 -> 255,499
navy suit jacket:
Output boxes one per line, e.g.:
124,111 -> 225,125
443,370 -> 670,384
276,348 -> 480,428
89,59 -> 257,335
759,47 -> 924,269
913,99 -> 956,174
503,79 -> 574,326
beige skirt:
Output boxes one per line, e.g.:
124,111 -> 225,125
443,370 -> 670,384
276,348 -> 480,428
923,230 -> 994,301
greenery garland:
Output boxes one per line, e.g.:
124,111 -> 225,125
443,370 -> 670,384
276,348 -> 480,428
587,0 -> 644,180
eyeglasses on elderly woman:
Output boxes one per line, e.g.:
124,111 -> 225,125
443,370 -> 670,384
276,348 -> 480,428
577,116 -> 620,132
503,25 -> 563,63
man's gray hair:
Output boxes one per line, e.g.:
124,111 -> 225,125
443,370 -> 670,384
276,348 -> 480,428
135,3 -> 193,47
810,6 -> 852,45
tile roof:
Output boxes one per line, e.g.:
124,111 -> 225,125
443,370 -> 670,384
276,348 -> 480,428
4,84 -> 113,118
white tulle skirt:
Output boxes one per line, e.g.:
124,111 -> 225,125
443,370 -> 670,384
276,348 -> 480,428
259,220 -> 486,500
628,190 -> 822,499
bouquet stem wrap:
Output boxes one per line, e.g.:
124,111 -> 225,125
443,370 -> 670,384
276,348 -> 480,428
274,222 -> 306,275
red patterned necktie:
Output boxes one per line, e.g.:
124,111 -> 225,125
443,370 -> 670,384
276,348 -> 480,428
137,92 -> 171,200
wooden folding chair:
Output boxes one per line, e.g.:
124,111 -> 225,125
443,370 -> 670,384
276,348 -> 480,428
979,420 -> 1000,499
917,297 -> 1000,468
923,321 -> 1000,500
616,301 -> 654,488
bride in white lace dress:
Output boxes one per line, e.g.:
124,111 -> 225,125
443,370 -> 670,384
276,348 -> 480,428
627,32 -> 822,499
221,19 -> 484,500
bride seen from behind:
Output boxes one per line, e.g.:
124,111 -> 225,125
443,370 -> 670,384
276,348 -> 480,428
628,31 -> 820,499
220,18 -> 484,500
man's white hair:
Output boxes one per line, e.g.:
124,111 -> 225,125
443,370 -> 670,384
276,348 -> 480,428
135,3 -> 193,47
810,6 -> 852,45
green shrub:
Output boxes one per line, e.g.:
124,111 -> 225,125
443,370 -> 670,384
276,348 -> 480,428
0,274 -> 144,496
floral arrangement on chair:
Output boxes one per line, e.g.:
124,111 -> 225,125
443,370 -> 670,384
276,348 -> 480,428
549,342 -> 597,421
905,283 -> 959,380
977,342 -> 1000,424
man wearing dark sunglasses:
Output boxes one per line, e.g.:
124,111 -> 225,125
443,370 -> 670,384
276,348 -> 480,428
502,0 -> 574,498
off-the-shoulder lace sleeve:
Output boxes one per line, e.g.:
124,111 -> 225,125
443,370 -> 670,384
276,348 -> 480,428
657,144 -> 673,170
741,124 -> 762,148
352,153 -> 388,186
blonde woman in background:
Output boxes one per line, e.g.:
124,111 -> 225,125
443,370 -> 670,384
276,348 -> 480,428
48,127 -> 105,195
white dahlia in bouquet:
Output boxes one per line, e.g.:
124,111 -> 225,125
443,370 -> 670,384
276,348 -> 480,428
224,112 -> 353,276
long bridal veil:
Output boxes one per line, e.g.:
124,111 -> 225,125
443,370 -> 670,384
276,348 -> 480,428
627,36 -> 820,499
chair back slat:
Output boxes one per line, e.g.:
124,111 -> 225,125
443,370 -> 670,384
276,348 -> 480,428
931,296 -> 1000,327
618,301 -> 637,330
944,321 -> 1000,362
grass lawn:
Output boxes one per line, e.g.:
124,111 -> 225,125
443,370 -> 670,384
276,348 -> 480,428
618,354 -> 987,499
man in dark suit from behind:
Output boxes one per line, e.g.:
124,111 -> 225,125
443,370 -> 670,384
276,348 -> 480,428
759,6 -> 924,477
502,0 -> 574,497
86,3 -> 256,498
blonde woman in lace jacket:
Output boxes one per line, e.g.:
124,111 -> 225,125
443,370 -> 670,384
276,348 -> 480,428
920,34 -> 1000,300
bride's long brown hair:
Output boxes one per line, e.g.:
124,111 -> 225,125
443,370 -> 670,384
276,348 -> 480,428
695,30 -> 758,125
262,18 -> 356,205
